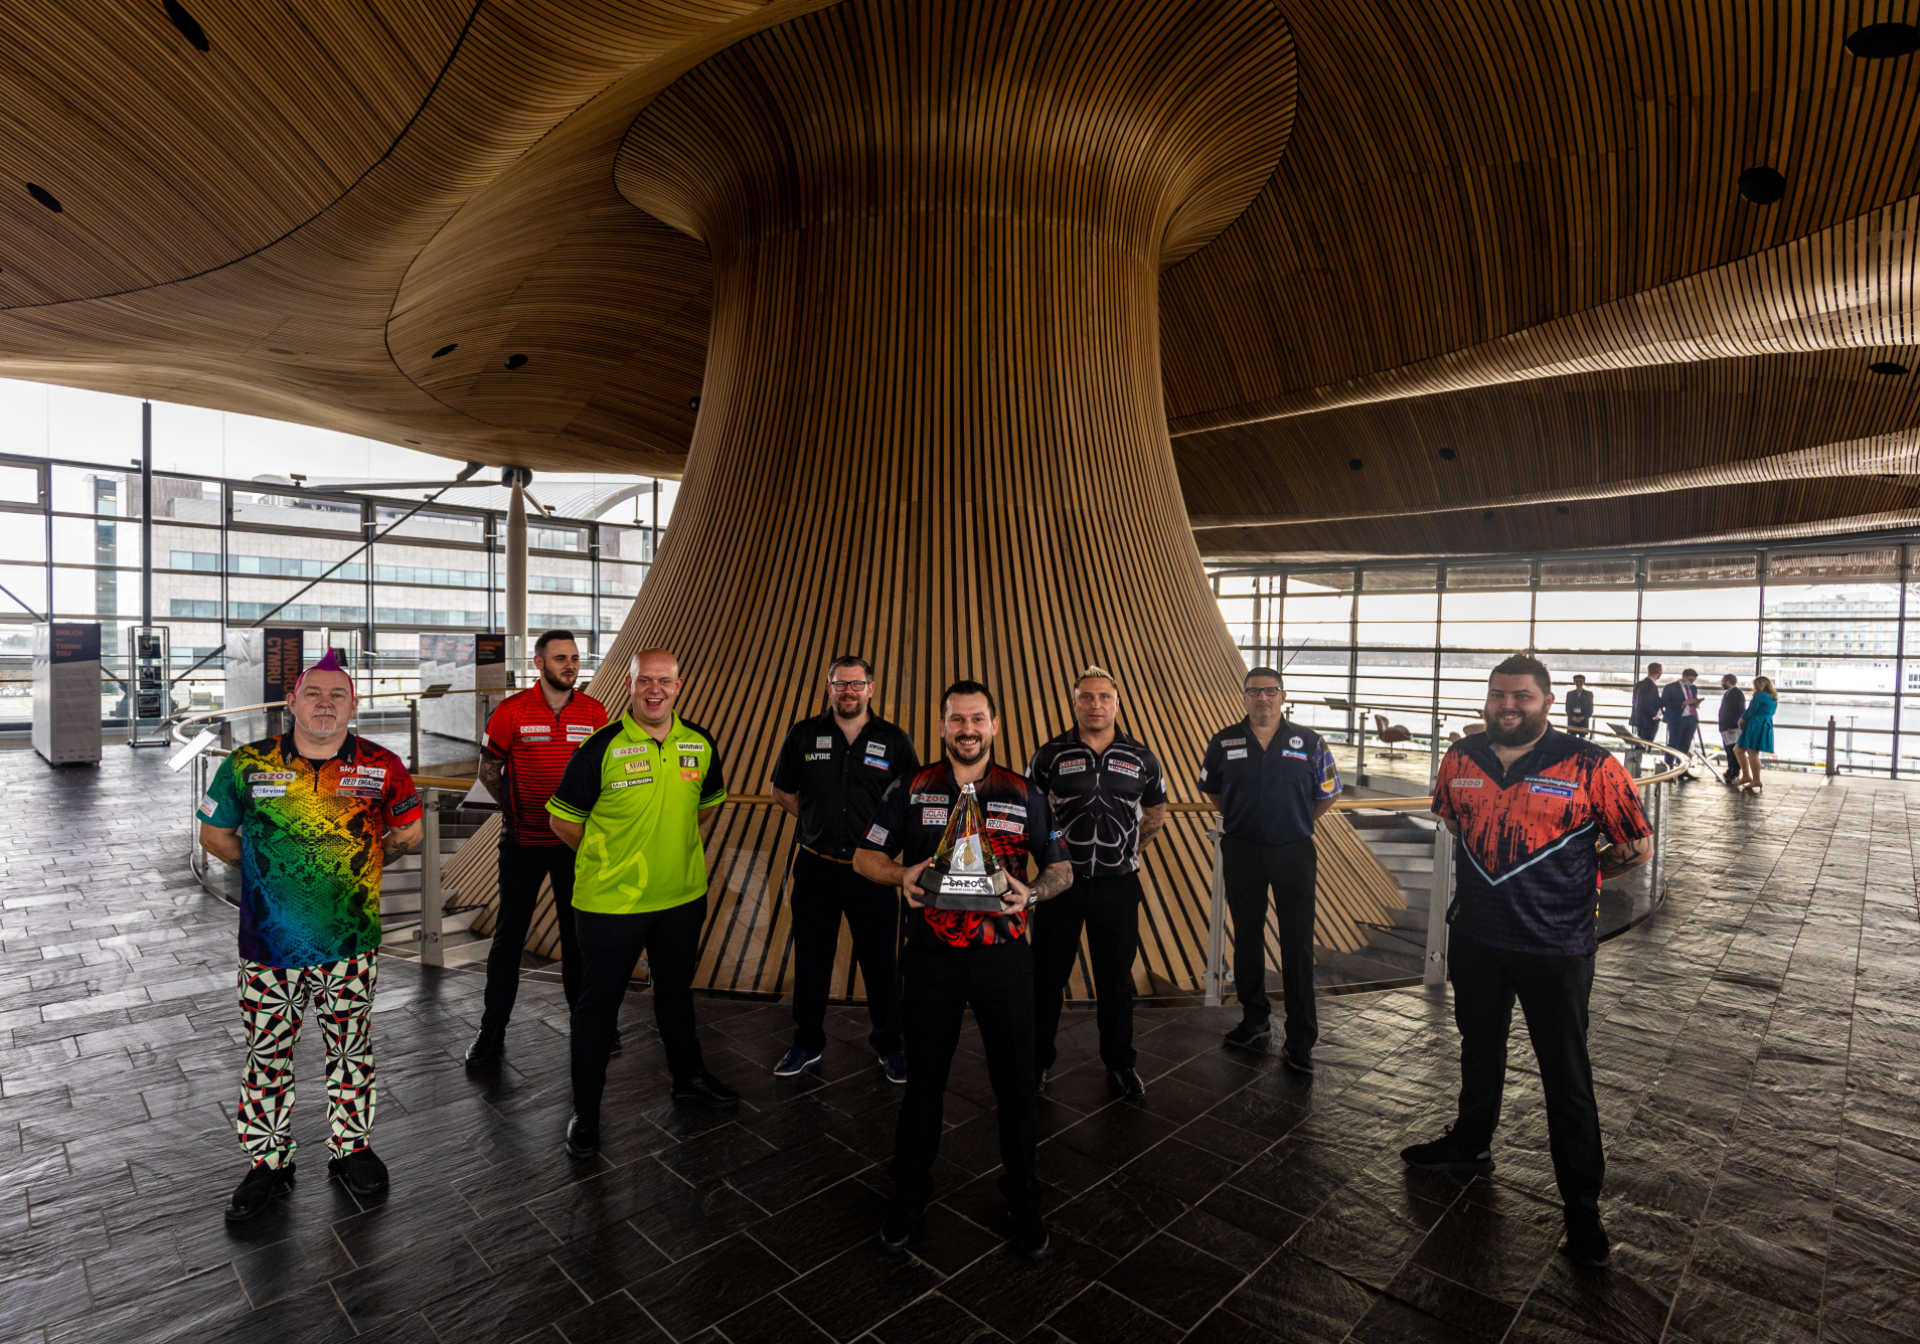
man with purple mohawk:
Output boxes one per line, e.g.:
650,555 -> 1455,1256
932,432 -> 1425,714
199,648 -> 423,1221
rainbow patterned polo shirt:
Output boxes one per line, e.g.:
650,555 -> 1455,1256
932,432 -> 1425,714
200,734 -> 421,968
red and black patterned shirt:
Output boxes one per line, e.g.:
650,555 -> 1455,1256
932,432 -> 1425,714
858,760 -> 1068,950
483,686 -> 609,845
1431,728 -> 1650,956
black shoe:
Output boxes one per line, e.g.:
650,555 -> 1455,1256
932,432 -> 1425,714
1008,1206 -> 1051,1262
327,1147 -> 389,1197
1034,1066 -> 1050,1094
1223,1020 -> 1272,1049
1399,1126 -> 1494,1175
464,1025 -> 505,1068
671,1071 -> 741,1110
774,1045 -> 822,1078
1281,1046 -> 1315,1075
879,1198 -> 923,1253
565,1112 -> 600,1159
1561,1220 -> 1612,1269
223,1160 -> 294,1222
1107,1067 -> 1145,1102
608,1028 -> 624,1057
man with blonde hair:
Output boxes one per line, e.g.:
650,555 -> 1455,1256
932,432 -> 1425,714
1027,665 -> 1167,1101
548,648 -> 736,1158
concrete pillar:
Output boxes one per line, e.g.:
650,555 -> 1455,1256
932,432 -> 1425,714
504,468 -> 529,677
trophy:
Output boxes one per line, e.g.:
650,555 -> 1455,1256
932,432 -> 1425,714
921,783 -> 1012,910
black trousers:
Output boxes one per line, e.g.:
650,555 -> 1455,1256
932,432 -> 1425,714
1032,872 -> 1142,1070
1629,714 -> 1658,743
788,849 -> 904,1057
571,898 -> 707,1120
1223,834 -> 1318,1054
891,939 -> 1038,1216
481,843 -> 581,1033
1449,931 -> 1604,1227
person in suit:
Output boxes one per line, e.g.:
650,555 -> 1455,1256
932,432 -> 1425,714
1660,668 -> 1701,778
1716,675 -> 1746,787
1563,675 -> 1594,738
1629,663 -> 1663,744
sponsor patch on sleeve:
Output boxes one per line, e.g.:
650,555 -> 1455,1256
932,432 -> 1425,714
865,823 -> 889,845
920,807 -> 949,826
197,795 -> 217,817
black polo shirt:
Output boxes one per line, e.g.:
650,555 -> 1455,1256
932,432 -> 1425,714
1027,727 -> 1168,878
1199,718 -> 1341,847
770,709 -> 919,860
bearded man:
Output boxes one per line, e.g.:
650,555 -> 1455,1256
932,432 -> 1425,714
1400,654 -> 1651,1270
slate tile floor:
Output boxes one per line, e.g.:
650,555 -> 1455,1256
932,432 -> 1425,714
3,748 -> 1919,1344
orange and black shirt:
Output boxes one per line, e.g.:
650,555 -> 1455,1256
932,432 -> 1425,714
1431,728 -> 1649,957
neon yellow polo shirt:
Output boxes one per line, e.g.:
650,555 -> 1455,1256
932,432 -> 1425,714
547,712 -> 727,914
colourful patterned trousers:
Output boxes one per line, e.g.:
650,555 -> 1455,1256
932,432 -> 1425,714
235,952 -> 378,1168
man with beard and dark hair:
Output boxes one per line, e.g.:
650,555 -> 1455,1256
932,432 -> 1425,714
1200,666 -> 1341,1071
1402,652 -> 1652,1270
856,679 -> 1072,1262
467,630 -> 609,1067
768,655 -> 919,1081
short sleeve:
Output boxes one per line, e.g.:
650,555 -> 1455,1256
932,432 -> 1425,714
1026,790 -> 1068,867
1430,750 -> 1458,821
199,754 -> 244,827
699,736 -> 728,807
482,698 -> 513,759
891,734 -> 921,784
547,729 -> 609,825
1589,756 -> 1651,845
769,722 -> 805,792
385,761 -> 422,826
1198,737 -> 1223,793
857,776 -> 909,855
1315,742 -> 1342,798
1026,742 -> 1051,793
1141,749 -> 1168,807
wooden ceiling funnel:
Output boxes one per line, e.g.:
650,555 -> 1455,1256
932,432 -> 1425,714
597,0 -> 1297,767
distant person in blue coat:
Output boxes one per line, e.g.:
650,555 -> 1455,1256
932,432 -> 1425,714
1660,668 -> 1701,778
1630,663 -> 1663,744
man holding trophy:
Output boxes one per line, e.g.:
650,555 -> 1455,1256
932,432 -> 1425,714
855,680 -> 1072,1262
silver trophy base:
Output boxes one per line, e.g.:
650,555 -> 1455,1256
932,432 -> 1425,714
925,870 -> 1009,912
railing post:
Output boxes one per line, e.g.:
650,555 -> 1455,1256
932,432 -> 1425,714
1826,715 -> 1838,778
1644,776 -> 1665,907
409,698 -> 420,774
1355,717 -> 1368,786
419,787 -> 443,968
1204,825 -> 1225,1007
1423,816 -> 1451,986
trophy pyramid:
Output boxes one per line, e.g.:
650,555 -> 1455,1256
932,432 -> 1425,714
923,783 -> 1011,910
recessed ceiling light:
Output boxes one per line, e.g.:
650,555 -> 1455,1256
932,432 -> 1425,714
1845,22 -> 1920,59
164,0 -> 210,52
1347,458 -> 1363,471
26,184 -> 62,213
1438,448 -> 1457,461
689,396 -> 701,411
505,354 -> 528,370
432,343 -> 457,358
1869,361 -> 1910,375
1737,166 -> 1786,205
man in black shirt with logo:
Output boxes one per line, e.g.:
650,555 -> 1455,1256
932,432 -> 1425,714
1028,666 -> 1167,1101
1200,667 -> 1341,1072
856,680 -> 1072,1262
769,655 -> 920,1081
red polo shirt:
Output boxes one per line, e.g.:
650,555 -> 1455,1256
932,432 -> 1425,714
482,686 -> 608,844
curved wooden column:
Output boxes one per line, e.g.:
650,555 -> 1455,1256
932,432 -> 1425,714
451,0 -> 1406,997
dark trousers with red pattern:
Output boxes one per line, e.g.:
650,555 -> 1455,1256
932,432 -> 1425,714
1449,931 -> 1604,1228
891,939 -> 1038,1217
482,842 -> 581,1033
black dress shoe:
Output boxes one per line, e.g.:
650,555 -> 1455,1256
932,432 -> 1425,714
464,1026 -> 504,1068
1399,1125 -> 1494,1175
224,1160 -> 294,1222
327,1147 -> 389,1196
1561,1219 -> 1612,1269
565,1112 -> 600,1159
1281,1046 -> 1315,1075
1008,1206 -> 1051,1262
879,1198 -> 923,1253
1107,1067 -> 1145,1101
670,1071 -> 741,1110
1223,1020 -> 1272,1049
